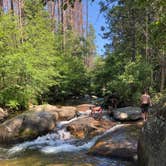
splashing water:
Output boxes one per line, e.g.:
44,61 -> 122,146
0,116 -> 133,166
57,115 -> 89,128
8,124 -> 125,155
57,128 -> 71,140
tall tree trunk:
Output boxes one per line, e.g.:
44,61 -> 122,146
18,0 -> 23,43
80,2 -> 83,36
51,0 -> 55,18
0,0 -> 3,16
86,0 -> 88,38
57,0 -> 60,24
51,0 -> 55,31
84,0 -> 89,66
0,0 -> 3,9
61,0 -> 64,32
77,1 -> 83,36
11,0 -> 14,11
60,0 -> 65,49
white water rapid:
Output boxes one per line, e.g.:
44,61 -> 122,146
8,116 -> 125,155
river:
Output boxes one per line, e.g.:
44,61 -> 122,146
0,116 -> 135,166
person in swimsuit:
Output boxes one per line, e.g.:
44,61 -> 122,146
140,89 -> 152,121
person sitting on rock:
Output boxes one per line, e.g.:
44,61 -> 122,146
90,105 -> 103,120
107,97 -> 118,116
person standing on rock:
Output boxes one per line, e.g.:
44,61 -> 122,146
140,89 -> 152,121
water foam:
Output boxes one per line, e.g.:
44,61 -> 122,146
8,124 -> 125,155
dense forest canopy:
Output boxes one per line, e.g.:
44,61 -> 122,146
0,0 -> 165,110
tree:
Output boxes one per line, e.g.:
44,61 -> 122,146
96,0 -> 165,103
85,24 -> 96,68
0,0 -> 95,109
0,0 -> 3,9
47,29 -> 90,102
0,0 -> 57,109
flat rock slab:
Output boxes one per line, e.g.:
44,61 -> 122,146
88,124 -> 142,160
113,107 -> 142,121
31,104 -> 77,121
66,117 -> 116,139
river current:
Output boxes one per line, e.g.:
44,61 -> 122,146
0,116 -> 134,166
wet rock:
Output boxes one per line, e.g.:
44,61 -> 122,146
89,124 -> 142,160
0,111 -> 56,144
56,106 -> 77,121
66,117 -> 116,139
113,107 -> 142,121
31,104 -> 77,121
138,107 -> 166,166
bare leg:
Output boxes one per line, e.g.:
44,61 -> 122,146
142,112 -> 146,121
145,112 -> 148,121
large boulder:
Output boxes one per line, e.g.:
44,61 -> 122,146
0,111 -> 56,144
89,123 -> 142,160
113,107 -> 142,121
137,104 -> 166,166
0,108 -> 8,122
58,106 -> 77,120
66,117 -> 116,139
31,104 -> 77,121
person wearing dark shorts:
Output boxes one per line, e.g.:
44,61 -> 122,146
141,103 -> 149,113
140,89 -> 152,121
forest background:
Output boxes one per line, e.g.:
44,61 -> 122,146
0,0 -> 165,111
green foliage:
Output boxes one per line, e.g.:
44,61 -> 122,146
91,52 -> 152,103
94,0 -> 166,104
0,2 -> 57,109
86,24 -> 96,56
6,100 -> 20,110
0,0 -> 94,109
152,91 -> 166,105
47,30 -> 90,102
56,55 -> 89,98
90,56 -> 106,95
108,56 -> 152,103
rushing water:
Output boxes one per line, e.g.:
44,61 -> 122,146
0,116 -> 134,166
